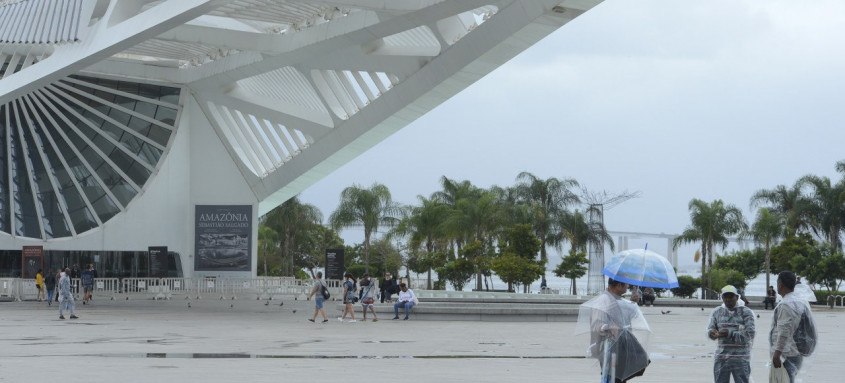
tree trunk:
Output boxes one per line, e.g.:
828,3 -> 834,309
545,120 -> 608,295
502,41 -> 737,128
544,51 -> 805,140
700,244 -> 706,299
364,231 -> 371,274
427,268 -> 432,290
764,241 -> 771,290
571,277 -> 577,295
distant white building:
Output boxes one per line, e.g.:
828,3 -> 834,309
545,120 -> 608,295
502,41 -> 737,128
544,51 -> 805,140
0,0 -> 601,278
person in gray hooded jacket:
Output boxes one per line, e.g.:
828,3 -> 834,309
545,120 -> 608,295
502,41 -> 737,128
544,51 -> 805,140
707,284 -> 756,383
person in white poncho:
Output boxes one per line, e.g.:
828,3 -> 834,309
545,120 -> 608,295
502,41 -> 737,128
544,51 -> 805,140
770,271 -> 817,383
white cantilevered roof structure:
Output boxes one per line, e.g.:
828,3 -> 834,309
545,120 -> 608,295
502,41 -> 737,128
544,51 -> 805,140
0,0 -> 602,276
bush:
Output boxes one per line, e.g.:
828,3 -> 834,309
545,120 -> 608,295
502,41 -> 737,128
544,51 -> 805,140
671,275 -> 700,298
813,290 -> 845,306
704,269 -> 747,290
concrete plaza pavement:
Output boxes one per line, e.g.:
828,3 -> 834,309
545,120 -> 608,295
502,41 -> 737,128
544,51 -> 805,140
0,298 -> 841,382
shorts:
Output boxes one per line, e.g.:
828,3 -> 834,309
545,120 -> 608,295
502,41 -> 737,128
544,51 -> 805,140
315,297 -> 325,309
84,286 -> 93,293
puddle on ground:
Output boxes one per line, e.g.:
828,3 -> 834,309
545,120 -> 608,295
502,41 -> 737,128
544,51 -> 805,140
41,353 -> 588,360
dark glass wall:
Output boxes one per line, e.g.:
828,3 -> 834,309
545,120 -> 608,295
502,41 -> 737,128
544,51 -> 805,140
0,249 -> 181,278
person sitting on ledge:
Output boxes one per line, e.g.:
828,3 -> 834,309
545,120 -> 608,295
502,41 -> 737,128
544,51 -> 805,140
392,283 -> 417,320
763,286 -> 777,310
641,287 -> 656,306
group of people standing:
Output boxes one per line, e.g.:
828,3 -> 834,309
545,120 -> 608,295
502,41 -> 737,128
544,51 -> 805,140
584,270 -> 817,383
34,264 -> 98,320
307,271 -> 418,323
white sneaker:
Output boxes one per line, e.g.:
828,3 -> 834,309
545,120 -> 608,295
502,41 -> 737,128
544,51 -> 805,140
348,319 -> 357,323
337,317 -> 343,322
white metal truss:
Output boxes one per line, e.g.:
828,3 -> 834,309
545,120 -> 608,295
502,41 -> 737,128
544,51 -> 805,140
0,0 -> 602,238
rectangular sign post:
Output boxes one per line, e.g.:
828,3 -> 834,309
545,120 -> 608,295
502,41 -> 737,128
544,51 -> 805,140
148,246 -> 168,277
325,248 -> 344,280
195,205 -> 252,272
21,246 -> 43,279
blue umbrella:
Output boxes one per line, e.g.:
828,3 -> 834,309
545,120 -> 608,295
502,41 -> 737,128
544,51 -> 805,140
603,249 -> 679,289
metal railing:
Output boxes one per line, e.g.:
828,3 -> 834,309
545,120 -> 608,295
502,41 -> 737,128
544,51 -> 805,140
0,277 -> 346,302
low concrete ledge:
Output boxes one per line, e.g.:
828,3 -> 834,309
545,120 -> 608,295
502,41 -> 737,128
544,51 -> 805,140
339,302 -> 580,322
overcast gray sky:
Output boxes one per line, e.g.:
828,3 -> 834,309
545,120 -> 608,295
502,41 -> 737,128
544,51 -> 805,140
299,0 -> 845,271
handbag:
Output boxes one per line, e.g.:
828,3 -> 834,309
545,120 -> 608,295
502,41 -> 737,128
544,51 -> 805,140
361,285 -> 374,304
769,365 -> 790,383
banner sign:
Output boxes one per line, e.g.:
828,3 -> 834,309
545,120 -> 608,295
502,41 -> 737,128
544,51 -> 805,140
195,205 -> 252,271
22,246 -> 43,279
325,248 -> 344,280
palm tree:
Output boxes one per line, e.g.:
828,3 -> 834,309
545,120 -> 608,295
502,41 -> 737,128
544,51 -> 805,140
556,209 -> 614,295
444,190 -> 505,290
798,174 -> 845,251
263,196 -> 322,276
673,199 -> 747,298
751,207 -> 784,289
390,196 -> 449,289
257,225 -> 279,276
330,183 -> 401,273
514,172 -> 580,265
432,176 -> 481,256
750,182 -> 810,237
557,209 -> 615,257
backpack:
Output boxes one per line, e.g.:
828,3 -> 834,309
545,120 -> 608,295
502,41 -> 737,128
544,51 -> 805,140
793,310 -> 817,356
320,283 -> 330,300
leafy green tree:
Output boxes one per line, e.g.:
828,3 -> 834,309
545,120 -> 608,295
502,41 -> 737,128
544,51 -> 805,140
437,258 -> 475,291
673,199 -> 747,297
297,224 -> 344,276
671,275 -> 701,298
705,268 -> 747,291
750,207 -> 784,289
497,224 -> 542,292
263,196 -> 322,276
367,237 -> 404,278
514,172 -> 579,265
554,251 -> 588,295
491,253 -> 544,292
330,183 -> 401,273
712,249 -> 764,281
812,250 -> 845,291
769,233 -> 816,276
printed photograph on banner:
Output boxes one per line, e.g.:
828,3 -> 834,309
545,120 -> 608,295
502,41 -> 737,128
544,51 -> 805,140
194,205 -> 252,271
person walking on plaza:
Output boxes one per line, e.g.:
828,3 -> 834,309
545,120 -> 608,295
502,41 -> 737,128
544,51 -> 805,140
44,269 -> 56,306
770,271 -> 817,382
380,272 -> 397,303
307,271 -> 329,323
81,264 -> 95,304
359,274 -> 378,322
392,283 -> 417,320
577,278 -> 650,383
58,268 -> 78,320
339,272 -> 357,322
707,285 -> 756,383
35,269 -> 45,302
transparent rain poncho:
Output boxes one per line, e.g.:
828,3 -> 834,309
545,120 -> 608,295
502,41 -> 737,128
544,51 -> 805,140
706,298 -> 756,382
770,284 -> 818,381
575,291 -> 651,382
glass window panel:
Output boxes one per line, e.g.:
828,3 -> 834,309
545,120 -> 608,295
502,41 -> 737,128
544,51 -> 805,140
147,124 -> 171,147
153,106 -> 177,126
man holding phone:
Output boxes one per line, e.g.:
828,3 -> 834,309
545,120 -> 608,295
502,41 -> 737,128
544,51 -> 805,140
707,285 -> 756,383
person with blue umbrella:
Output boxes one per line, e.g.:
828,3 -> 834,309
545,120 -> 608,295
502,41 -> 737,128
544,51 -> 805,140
576,277 -> 650,382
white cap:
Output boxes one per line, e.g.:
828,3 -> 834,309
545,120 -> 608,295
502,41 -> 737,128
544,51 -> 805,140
721,285 -> 738,297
